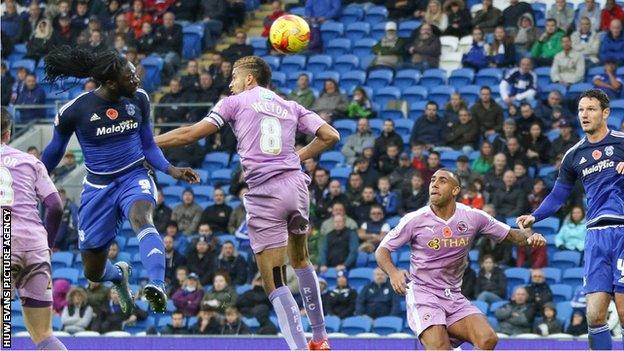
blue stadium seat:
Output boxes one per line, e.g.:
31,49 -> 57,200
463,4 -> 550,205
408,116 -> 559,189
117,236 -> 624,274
533,216 -> 560,236
562,267 -> 584,288
398,251 -> 411,270
319,151 -> 345,169
10,59 -> 36,76
306,55 -> 333,74
359,55 -> 376,70
541,83 -> 567,100
330,167 -> 351,186
381,107 -> 404,120
313,71 -> 341,91
552,251 -> 582,270
280,55 -> 307,74
349,267 -> 374,290
341,316 -> 372,335
141,55 -> 164,92
51,252 -> 74,270
323,267 -> 338,286
326,38 -> 352,58
270,71 -> 286,88
398,20 -> 421,38
364,6 -> 389,24
371,22 -> 387,41
52,314 -> 62,331
393,119 -> 413,137
203,152 -> 230,171
162,185 -> 185,203
210,169 -> 233,186
488,301 -> 508,317
12,299 -> 21,314
286,71 -> 313,90
366,69 -> 394,90
556,301 -> 573,328
120,222 -> 133,239
551,284 -> 573,303
53,268 -> 80,284
546,129 -> 560,142
567,83 -> 593,98
469,249 -> 479,263
487,316 -> 499,331
340,6 -> 365,25
475,68 -> 503,87
368,118 -> 384,136
261,55 -> 280,71
586,66 -> 605,82
428,85 -> 455,107
126,237 -> 140,256
458,85 -> 481,105
402,86 -> 428,105
156,171 -> 178,187
356,251 -> 369,267
542,267 -> 562,285
372,316 -> 403,335
471,300 -> 488,314
353,38 -> 378,57
504,267 -> 530,296
345,22 -> 371,41
289,6 -> 305,16
333,119 -> 357,136
182,24 -> 204,59
334,54 -> 360,74
394,69 -> 421,89
440,150 -> 463,168
340,70 -> 367,93
192,185 -> 215,202
610,99 -> 624,118
325,315 -> 341,333
117,252 -> 132,264
408,101 -> 429,120
448,68 -> 475,89
534,66 -> 551,87
420,69 -> 447,88
242,317 -> 260,333
320,21 -> 345,45
251,37 -> 268,56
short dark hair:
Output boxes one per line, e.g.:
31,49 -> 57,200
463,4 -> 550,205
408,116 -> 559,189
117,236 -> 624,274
233,56 -> 272,88
579,88 -> 610,110
1,107 -> 12,135
426,101 -> 438,109
546,18 -> 557,26
436,168 -> 461,186
480,86 -> 491,93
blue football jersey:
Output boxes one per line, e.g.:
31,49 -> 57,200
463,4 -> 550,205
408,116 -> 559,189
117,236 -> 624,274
558,130 -> 624,228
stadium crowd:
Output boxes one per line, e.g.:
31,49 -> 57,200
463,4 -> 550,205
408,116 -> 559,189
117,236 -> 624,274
4,0 -> 624,339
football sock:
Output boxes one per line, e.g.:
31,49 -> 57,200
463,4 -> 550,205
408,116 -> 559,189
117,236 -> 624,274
269,286 -> 307,350
588,324 -> 612,350
137,225 -> 165,282
294,264 -> 327,342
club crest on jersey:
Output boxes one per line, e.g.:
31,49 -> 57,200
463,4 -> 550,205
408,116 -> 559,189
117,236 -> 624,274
260,89 -> 274,101
606,146 -> 614,157
125,103 -> 136,116
106,108 -> 119,120
592,149 -> 602,160
443,226 -> 453,238
457,221 -> 468,233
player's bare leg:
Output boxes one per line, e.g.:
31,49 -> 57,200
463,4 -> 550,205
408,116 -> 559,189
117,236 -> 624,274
419,325 -> 452,350
586,292 -> 612,350
129,200 -> 167,313
81,246 -> 133,314
614,293 -> 624,349
256,245 -> 308,350
288,233 -> 329,350
22,305 -> 66,350
447,314 -> 498,350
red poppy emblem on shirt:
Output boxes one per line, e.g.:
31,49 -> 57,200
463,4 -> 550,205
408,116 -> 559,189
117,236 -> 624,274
443,226 -> 453,238
592,149 -> 602,160
106,108 -> 119,120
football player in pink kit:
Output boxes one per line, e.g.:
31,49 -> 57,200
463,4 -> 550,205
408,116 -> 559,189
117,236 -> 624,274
155,56 -> 339,350
376,169 -> 546,350
1,108 -> 67,350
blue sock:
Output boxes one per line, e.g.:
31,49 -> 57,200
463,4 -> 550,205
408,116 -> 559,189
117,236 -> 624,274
137,225 -> 165,282
589,324 -> 612,350
100,259 -> 122,283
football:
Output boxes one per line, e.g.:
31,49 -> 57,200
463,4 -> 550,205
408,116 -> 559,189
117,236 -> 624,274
269,14 -> 310,54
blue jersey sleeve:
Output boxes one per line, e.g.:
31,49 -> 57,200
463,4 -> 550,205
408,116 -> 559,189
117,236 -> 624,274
41,107 -> 74,172
557,151 -> 578,186
137,89 -> 171,173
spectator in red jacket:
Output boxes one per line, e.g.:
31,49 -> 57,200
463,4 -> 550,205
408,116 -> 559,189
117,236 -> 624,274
601,0 -> 624,31
126,0 -> 153,39
262,1 -> 286,37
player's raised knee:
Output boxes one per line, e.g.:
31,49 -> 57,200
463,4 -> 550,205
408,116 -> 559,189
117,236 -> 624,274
128,201 -> 154,228
474,329 -> 498,350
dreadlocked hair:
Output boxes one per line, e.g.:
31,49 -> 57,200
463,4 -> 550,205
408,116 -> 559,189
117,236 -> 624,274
44,46 -> 127,85
233,56 -> 272,88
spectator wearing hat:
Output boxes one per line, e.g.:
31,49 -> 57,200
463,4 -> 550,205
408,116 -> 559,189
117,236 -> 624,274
356,268 -> 401,319
445,108 -> 480,153
471,86 -> 504,137
600,19 -> 624,65
389,152 -> 416,192
566,310 -> 588,336
369,21 -> 406,70
342,118 -> 376,165
400,173 -> 429,214
200,189 -> 232,233
410,101 -> 445,149
172,189 -> 203,235
358,204 -> 391,253
326,270 -> 358,319
187,235 -> 219,285
190,305 -> 222,335
550,36 -> 584,86
172,272 -> 205,317
319,214 -> 359,273
593,59 -> 623,98
202,272 -> 237,314
216,240 -> 248,285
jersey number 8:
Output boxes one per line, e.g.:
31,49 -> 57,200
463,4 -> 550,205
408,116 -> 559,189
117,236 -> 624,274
260,116 -> 282,155
0,167 -> 14,206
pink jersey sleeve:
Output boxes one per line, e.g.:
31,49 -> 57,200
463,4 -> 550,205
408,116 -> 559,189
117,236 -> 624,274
379,215 -> 415,252
474,209 -> 510,243
295,103 -> 325,136
204,96 -> 238,128
33,159 -> 57,201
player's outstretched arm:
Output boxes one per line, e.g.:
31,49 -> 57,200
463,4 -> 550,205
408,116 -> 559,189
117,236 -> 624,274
154,120 -> 219,149
376,247 -> 409,296
517,180 -> 573,228
41,130 -> 71,173
504,228 -> 547,248
297,123 -> 340,162
43,192 -> 63,249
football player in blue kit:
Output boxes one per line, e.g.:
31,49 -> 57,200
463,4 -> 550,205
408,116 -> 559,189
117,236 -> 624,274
41,46 -> 199,313
518,89 -> 624,350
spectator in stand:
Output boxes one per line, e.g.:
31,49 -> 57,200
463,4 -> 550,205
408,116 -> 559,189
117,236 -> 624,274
374,119 -> 404,159
342,118 -> 376,165
14,73 -> 46,122
533,302 -> 563,336
223,31 -> 254,63
551,36 -> 584,86
502,0 -> 534,33
531,19 -> 564,66
136,21 -> 156,55
483,152 -> 508,193
347,87 -> 374,119
370,21 -> 406,70
375,177 -> 399,217
91,288 -> 148,334
107,241 -> 121,263
410,142 -> 427,174
353,186 -> 381,224
550,121 -> 580,162
503,136 -> 528,171
191,305 -> 222,335
82,29 -> 108,53
237,273 -> 272,319
475,254 -> 507,304
319,215 -> 359,272
600,19 -> 624,64
472,86 -> 504,137
187,236 -> 218,286
192,72 -> 220,115
262,1 -> 286,38
534,91 -> 570,128
358,204 -> 391,253
528,178 -> 547,212
423,0 -> 448,32
388,0 -> 424,21
443,0 -> 472,38
443,92 -> 468,122
171,189 -> 203,235
566,310 -> 588,336
172,272 -> 205,317
477,212 -> 514,266
200,0 -> 227,43
401,173 -> 429,214
164,235 -> 186,286
346,173 -> 364,205
462,27 -> 490,71
317,181 -> 351,223
154,189 -> 172,234
50,152 -> 77,182
525,268 -> 553,311
180,60 -> 201,94
445,108 -> 479,152
157,310 -> 190,335
455,155 -> 474,188
492,170 -> 528,217
113,33 -> 129,54
523,122 -> 551,166
571,16 -> 601,66
169,0 -> 201,22
155,77 -> 193,124
327,270 -> 358,318
0,63 -> 13,106
513,162 -> 533,193
410,101 -> 445,149
126,0 -> 152,39
389,152 -> 416,191
601,0 -> 624,31
377,143 -> 401,176
25,18 -> 53,62
472,0 -> 501,34
354,156 -> 381,188
461,264 -> 477,300
61,288 -> 93,334
576,0 -> 601,33
513,14 -> 539,56
86,281 -> 110,316
462,179 -> 485,209
547,0 -> 575,32
471,141 -> 494,175
495,286 -> 535,335
216,241 -> 248,285
355,268 -> 401,318
408,23 -> 441,70
53,189 -> 80,251
227,187 -> 248,234
555,205 -> 586,252
200,189 -> 232,233
304,0 -> 342,24
516,103 -> 542,137
202,272 -> 237,314
221,307 -> 250,335
593,59 -> 623,98
311,79 -> 348,121
421,151 -> 442,185
2,1 -> 27,45
488,26 -> 516,68
153,12 -> 183,82
288,74 -> 315,109
310,168 -> 329,208
517,232 -> 548,268
169,266 -> 189,296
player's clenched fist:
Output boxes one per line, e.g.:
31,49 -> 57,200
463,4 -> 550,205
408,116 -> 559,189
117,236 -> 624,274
526,233 -> 546,247
616,162 -> 624,174
169,166 -> 201,184
390,270 -> 410,296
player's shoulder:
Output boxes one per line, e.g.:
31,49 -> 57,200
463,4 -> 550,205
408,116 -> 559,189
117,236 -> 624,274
456,202 -> 486,218
610,130 -> 624,139
397,207 -> 430,226
134,88 -> 150,103
2,145 -> 41,167
561,136 -> 587,164
58,91 -> 91,117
